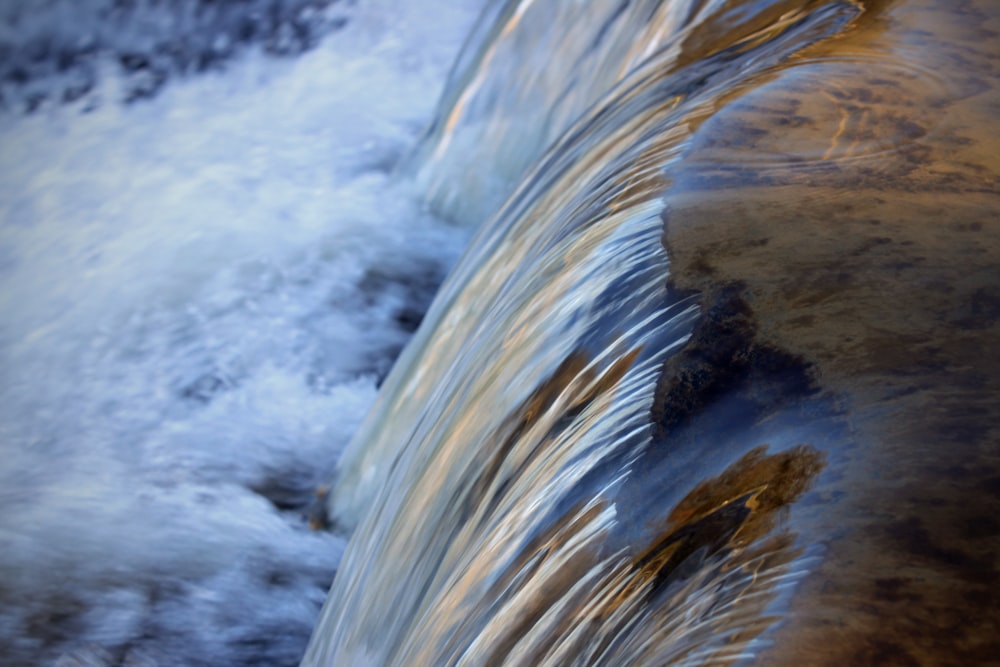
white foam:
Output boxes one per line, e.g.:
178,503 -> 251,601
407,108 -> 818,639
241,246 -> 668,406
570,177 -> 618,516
0,0 -> 484,664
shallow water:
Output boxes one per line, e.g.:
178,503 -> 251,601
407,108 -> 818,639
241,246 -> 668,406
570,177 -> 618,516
308,0 -> 1000,664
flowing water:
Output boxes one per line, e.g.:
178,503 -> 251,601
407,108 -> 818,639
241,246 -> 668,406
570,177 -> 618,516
306,0 -> 1000,665
0,1 -> 485,665
2,0 -> 998,665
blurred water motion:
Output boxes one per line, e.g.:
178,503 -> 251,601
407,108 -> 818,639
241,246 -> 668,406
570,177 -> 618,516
307,0 -> 1000,664
0,2 -> 486,664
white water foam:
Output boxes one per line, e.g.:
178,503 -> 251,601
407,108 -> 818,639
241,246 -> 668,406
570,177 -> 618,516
0,1 -> 484,664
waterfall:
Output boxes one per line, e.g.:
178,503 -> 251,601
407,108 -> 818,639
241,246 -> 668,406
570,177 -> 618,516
303,0 -> 1000,666
0,0 -> 991,662
304,0 -> 1000,665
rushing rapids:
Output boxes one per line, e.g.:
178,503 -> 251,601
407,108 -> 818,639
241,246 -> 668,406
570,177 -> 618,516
0,3 -> 488,665
305,0 -> 1000,665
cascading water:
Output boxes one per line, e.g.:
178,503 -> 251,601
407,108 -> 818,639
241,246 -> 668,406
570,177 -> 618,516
2,0 -> 998,665
305,0 -> 1000,665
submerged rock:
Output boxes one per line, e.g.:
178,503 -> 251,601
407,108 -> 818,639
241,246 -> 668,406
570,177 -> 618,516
309,0 -> 999,664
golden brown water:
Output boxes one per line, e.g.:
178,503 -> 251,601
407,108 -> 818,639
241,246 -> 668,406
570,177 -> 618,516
658,0 -> 1000,662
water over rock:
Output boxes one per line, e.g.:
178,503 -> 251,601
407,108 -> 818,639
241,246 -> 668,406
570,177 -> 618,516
309,0 -> 999,664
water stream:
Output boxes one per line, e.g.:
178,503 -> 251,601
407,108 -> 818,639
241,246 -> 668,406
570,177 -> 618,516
0,2 -> 484,665
1,0 -> 997,665
307,0 -> 1000,665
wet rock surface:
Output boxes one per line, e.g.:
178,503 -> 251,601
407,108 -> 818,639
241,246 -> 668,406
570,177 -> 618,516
655,0 -> 1000,662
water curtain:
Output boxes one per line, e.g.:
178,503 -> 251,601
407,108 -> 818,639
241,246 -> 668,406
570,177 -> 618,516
305,0 -> 1000,664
